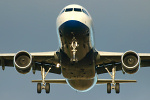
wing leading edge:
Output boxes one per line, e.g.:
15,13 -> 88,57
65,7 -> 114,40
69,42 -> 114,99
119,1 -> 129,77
0,51 -> 61,74
1,50 -> 150,74
96,51 -> 150,74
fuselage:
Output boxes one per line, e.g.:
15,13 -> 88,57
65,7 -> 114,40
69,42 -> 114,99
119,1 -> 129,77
56,4 -> 97,92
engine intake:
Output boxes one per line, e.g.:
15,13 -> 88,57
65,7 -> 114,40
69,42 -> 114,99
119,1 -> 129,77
121,50 -> 140,74
14,51 -> 32,74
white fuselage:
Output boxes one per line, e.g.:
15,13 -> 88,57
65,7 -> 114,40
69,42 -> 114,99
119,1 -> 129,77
56,4 -> 97,92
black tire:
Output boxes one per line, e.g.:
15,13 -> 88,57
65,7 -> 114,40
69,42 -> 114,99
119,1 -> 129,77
45,83 -> 50,94
107,83 -> 111,94
37,83 -> 41,93
115,83 -> 120,94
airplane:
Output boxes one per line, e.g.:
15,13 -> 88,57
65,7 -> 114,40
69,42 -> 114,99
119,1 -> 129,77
0,4 -> 150,94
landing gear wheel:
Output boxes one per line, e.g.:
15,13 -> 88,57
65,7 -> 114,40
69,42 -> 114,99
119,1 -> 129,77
37,83 -> 41,93
107,83 -> 111,94
45,83 -> 50,93
115,83 -> 120,94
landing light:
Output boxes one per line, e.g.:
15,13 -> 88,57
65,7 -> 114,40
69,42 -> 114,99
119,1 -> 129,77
56,63 -> 60,68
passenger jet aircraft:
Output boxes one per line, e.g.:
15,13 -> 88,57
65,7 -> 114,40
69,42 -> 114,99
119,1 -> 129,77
1,4 -> 150,94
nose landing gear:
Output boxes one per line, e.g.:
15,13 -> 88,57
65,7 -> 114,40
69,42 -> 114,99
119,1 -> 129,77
70,37 -> 79,62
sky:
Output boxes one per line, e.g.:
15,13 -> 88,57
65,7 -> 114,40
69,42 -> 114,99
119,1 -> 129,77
0,0 -> 150,100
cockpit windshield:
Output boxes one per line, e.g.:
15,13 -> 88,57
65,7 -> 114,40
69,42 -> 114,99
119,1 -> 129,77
60,9 -> 65,14
65,8 -> 73,12
74,8 -> 82,12
82,9 -> 89,16
60,8 -> 89,16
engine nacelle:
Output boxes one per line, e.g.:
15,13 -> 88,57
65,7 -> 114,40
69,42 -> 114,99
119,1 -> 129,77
121,50 -> 140,74
14,51 -> 32,74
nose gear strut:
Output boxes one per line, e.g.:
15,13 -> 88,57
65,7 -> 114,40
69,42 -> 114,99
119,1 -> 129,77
70,37 -> 79,62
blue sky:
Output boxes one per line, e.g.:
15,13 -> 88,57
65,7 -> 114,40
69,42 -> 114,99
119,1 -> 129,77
0,0 -> 150,100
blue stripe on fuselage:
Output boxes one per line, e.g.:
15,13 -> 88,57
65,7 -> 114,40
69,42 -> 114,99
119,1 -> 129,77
59,20 -> 89,36
62,20 -> 86,29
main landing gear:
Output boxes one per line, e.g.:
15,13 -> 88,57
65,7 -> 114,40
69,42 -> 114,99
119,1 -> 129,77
37,83 -> 50,93
107,83 -> 120,94
37,66 -> 51,94
105,65 -> 120,94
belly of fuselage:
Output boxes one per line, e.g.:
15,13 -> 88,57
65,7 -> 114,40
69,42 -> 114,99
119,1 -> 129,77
60,49 -> 95,79
66,76 -> 97,92
58,20 -> 95,80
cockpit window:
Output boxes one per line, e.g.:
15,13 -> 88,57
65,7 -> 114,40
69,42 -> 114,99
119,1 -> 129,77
82,9 -> 89,16
60,8 -> 89,16
60,9 -> 65,14
65,8 -> 73,12
74,8 -> 82,12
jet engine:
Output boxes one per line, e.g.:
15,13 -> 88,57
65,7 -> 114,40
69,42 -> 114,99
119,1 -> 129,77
14,51 -> 32,74
121,51 -> 140,74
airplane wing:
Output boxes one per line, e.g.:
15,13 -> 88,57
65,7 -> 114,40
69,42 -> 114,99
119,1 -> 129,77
0,53 -> 15,69
0,51 -> 61,74
96,51 -> 150,74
